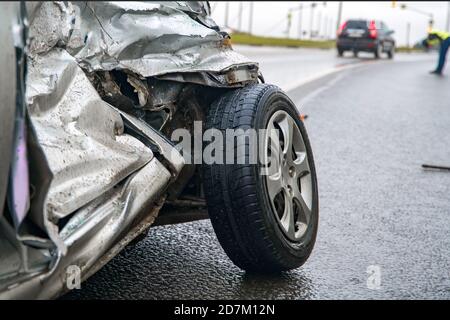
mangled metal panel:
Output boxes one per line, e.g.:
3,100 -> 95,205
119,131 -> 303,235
23,1 -> 258,250
26,48 -> 154,253
1,156 -> 172,299
27,1 -> 259,84
0,0 -> 256,298
5,34 -> 186,296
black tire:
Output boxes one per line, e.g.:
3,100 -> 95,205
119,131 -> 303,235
202,84 -> 319,272
387,47 -> 394,59
337,48 -> 344,57
353,50 -> 358,58
374,44 -> 381,59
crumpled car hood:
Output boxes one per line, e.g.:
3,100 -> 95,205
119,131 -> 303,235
27,1 -> 258,78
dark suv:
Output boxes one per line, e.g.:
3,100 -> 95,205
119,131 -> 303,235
336,19 -> 395,59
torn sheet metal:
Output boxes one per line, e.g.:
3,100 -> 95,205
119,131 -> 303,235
26,48 -> 154,253
27,1 -> 259,82
1,1 -> 252,298
4,42 -> 185,297
1,156 -> 172,299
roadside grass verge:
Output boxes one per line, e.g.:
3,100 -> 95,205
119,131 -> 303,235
230,33 -> 335,49
230,33 -> 426,54
396,46 -> 424,53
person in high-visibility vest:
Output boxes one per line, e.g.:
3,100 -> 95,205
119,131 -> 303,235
422,29 -> 450,75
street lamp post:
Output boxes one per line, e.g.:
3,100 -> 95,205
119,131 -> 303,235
248,2 -> 254,34
286,10 -> 293,38
446,1 -> 450,32
224,2 -> 229,28
238,2 -> 243,32
317,10 -> 322,39
406,22 -> 411,50
298,4 -> 303,39
330,17 -> 333,39
310,2 -> 317,39
336,2 -> 343,34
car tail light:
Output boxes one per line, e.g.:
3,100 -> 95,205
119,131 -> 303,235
368,20 -> 377,39
337,21 -> 347,36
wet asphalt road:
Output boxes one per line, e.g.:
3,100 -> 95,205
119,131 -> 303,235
64,54 -> 450,300
233,45 -> 365,91
233,45 -> 435,91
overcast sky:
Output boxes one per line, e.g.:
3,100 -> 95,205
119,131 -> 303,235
210,1 -> 450,46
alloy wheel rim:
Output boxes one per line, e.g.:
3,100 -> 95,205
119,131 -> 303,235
263,110 -> 313,241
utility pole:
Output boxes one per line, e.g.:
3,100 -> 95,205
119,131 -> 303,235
330,18 -> 336,39
248,2 -> 254,34
238,2 -> 243,32
406,22 -> 411,50
310,2 -> 317,39
298,3 -> 303,39
446,1 -> 450,32
317,10 -> 322,38
224,2 -> 229,28
336,1 -> 343,33
324,16 -> 329,40
286,10 -> 293,38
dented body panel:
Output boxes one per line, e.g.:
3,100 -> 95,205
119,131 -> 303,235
0,1 -> 259,299
28,1 -> 258,84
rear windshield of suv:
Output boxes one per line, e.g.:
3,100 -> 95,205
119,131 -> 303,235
345,20 -> 368,29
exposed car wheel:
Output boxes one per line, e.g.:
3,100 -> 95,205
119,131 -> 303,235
353,50 -> 358,58
203,84 -> 319,272
387,47 -> 394,59
337,48 -> 344,57
374,43 -> 382,59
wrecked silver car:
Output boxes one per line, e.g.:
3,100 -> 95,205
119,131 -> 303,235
0,1 -> 319,299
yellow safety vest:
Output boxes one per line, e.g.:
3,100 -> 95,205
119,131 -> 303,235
427,29 -> 450,46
